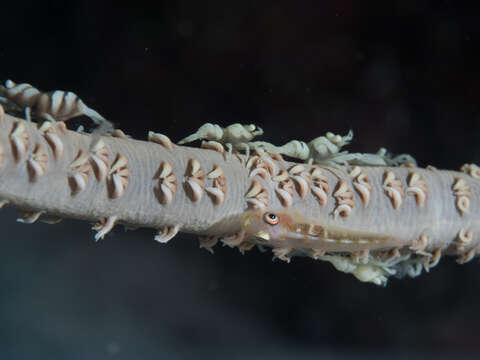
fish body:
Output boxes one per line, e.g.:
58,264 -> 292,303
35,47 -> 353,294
241,209 -> 407,253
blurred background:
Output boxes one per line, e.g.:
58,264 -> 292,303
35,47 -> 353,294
1,1 -> 480,359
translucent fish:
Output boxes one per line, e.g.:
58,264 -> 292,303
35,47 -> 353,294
241,209 -> 406,253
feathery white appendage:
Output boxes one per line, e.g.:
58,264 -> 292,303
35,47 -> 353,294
93,216 -> 118,242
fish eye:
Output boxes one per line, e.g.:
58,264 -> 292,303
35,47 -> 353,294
263,212 -> 279,225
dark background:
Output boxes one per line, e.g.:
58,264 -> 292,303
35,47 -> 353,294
1,1 -> 480,359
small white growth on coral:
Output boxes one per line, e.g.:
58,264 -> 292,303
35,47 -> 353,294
332,180 -> 355,218
16,210 -> 45,224
406,171 -> 428,207
198,236 -> 219,254
245,178 -> 269,209
154,225 -> 180,243
310,166 -> 330,206
452,177 -> 471,215
68,149 -> 91,195
107,153 -> 130,199
89,139 -> 110,182
39,121 -> 64,161
460,163 -> 480,179
154,161 -> 177,205
221,230 -> 246,248
184,158 -> 205,202
148,131 -> 173,150
10,121 -> 30,163
272,247 -> 292,263
456,229 -> 473,252
383,170 -> 404,210
205,164 -> 226,205
92,216 -> 118,241
349,166 -> 371,207
27,143 -> 48,182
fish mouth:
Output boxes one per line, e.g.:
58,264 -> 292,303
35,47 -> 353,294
255,230 -> 271,241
